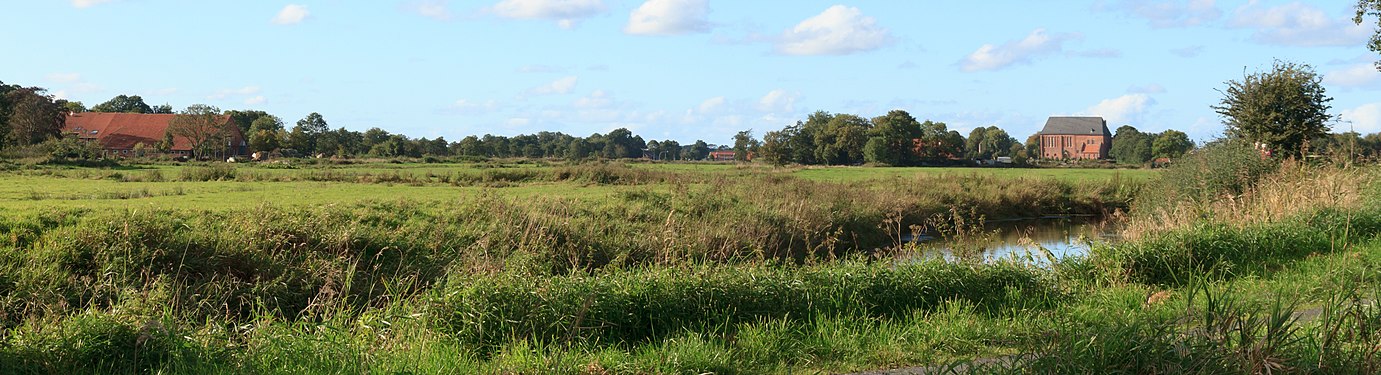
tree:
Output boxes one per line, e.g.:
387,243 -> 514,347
981,127 -> 1016,158
732,130 -> 759,161
1109,125 -> 1150,164
290,112 -> 330,155
91,95 -> 155,113
814,115 -> 871,164
1212,60 -> 1333,158
225,110 -> 272,136
866,110 -> 923,165
1358,0 -> 1381,70
168,104 -> 228,159
1152,130 -> 1194,159
689,140 -> 711,160
61,100 -> 86,113
247,115 -> 284,153
3,87 -> 65,147
1024,134 -> 1040,159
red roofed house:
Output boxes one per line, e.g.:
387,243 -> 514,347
1038,116 -> 1111,160
63,112 -> 248,158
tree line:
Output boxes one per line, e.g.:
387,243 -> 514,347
1,88 -> 727,160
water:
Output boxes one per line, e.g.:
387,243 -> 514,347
901,217 -> 1118,264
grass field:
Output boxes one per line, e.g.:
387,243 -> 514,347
4,157 -> 1379,374
0,161 -> 1152,212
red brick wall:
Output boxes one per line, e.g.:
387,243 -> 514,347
1040,134 -> 1110,160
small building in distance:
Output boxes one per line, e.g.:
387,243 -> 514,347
708,150 -> 737,161
63,112 -> 248,158
1038,116 -> 1111,160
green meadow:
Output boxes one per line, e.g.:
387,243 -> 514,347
2,155 -> 1379,374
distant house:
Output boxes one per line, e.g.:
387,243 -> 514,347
708,150 -> 737,161
64,112 -> 248,158
1039,116 -> 1111,160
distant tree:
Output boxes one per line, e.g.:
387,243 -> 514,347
1213,60 -> 1333,158
151,104 -> 174,114
225,110 -> 272,136
60,100 -> 86,113
964,128 -> 986,159
1024,134 -> 1040,159
566,138 -> 592,159
814,115 -> 871,164
1359,0 -> 1381,70
290,112 -> 330,155
168,104 -> 228,159
1152,130 -> 1194,159
247,115 -> 284,152
981,127 -> 1016,158
457,135 -> 483,157
91,95 -> 155,113
866,110 -> 923,165
759,129 -> 794,164
732,130 -> 759,161
2,87 -> 65,147
689,140 -> 711,160
661,139 -> 682,160
916,121 -> 961,161
1110,126 -> 1152,164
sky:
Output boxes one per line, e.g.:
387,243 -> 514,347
4,0 -> 1380,145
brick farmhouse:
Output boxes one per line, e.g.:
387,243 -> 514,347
1038,116 -> 1111,160
63,112 -> 248,158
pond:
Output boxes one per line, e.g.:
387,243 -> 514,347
900,217 -> 1119,264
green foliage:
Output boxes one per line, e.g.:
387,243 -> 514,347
1152,130 -> 1194,159
1359,0 -> 1381,70
1134,140 -> 1277,214
168,104 -> 227,159
1110,125 -> 1152,164
89,95 -> 155,114
1213,60 -> 1334,158
44,136 -> 104,160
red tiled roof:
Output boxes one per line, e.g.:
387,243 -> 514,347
63,112 -> 237,151
1081,143 -> 1100,154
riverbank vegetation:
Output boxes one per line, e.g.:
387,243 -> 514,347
0,144 -> 1379,373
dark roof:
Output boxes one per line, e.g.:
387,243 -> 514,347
1040,117 -> 1110,136
63,112 -> 237,150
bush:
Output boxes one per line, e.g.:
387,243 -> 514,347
1133,140 -> 1276,215
178,164 -> 236,181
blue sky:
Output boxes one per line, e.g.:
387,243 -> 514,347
5,0 -> 1379,145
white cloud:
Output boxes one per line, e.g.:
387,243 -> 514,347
46,73 -> 81,84
72,0 -> 115,9
777,5 -> 891,56
506,118 -> 532,127
451,99 -> 499,114
1097,0 -> 1221,28
244,96 -> 267,105
1324,63 -> 1381,89
697,96 -> 725,113
1081,94 -> 1155,125
574,90 -> 612,108
52,91 -> 69,100
1341,103 -> 1381,133
530,76 -> 578,95
625,0 -> 710,35
757,89 -> 797,113
272,4 -> 310,25
960,29 -> 1082,72
1230,1 -> 1369,47
491,0 -> 605,29
405,0 -> 453,21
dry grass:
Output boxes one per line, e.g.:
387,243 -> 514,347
1121,160 -> 1373,240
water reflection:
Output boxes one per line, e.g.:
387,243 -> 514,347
902,217 -> 1118,264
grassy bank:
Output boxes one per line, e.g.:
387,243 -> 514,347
3,157 -> 1380,373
